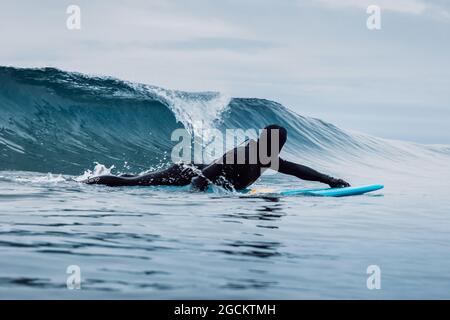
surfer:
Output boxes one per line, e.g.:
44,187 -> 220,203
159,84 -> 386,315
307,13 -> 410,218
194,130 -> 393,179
84,125 -> 350,190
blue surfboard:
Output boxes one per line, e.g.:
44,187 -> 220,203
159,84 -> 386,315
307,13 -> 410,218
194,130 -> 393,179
247,184 -> 384,197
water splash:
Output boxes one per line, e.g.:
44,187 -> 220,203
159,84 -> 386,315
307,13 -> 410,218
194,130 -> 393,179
75,162 -> 115,181
134,83 -> 231,137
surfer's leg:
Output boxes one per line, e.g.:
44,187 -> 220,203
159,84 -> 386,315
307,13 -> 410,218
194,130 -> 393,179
119,173 -> 137,177
132,163 -> 204,186
84,163 -> 206,187
84,175 -> 139,187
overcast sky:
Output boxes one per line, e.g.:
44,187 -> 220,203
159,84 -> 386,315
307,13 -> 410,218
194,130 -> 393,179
1,0 -> 449,143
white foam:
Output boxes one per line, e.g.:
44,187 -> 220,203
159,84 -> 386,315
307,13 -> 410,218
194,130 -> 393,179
137,84 -> 231,137
14,172 -> 66,184
75,162 -> 115,181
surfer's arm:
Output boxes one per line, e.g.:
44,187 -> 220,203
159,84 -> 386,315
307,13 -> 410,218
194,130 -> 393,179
278,158 -> 350,187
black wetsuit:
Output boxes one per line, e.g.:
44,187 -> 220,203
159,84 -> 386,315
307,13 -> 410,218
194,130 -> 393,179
84,125 -> 350,190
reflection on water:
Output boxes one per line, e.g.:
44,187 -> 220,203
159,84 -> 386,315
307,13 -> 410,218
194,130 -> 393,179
217,240 -> 281,259
220,200 -> 286,223
217,200 -> 284,259
221,278 -> 277,290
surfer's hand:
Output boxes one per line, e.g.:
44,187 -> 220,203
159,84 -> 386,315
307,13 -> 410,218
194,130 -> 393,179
328,178 -> 350,188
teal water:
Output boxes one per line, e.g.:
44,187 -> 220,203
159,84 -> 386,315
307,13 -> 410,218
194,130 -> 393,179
1,67 -> 450,299
1,163 -> 449,299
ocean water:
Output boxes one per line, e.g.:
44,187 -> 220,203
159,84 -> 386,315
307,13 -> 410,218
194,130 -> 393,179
1,67 -> 450,299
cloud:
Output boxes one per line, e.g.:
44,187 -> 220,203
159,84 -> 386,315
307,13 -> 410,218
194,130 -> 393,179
307,0 -> 450,18
0,0 -> 449,143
